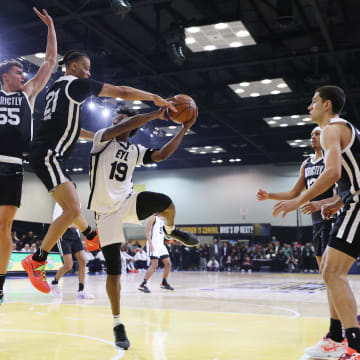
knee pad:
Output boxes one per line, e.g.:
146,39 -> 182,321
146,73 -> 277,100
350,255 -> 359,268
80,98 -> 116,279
101,243 -> 122,275
136,191 -> 172,220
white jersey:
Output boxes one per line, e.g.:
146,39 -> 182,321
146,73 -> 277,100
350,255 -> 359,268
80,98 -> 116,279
88,128 -> 150,214
151,216 -> 165,247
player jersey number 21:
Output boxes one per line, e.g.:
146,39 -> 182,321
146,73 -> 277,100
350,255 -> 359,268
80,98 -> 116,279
44,89 -> 60,120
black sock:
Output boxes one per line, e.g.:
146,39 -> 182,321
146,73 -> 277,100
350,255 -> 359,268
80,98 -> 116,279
345,327 -> 360,352
79,283 -> 84,292
327,318 -> 343,342
52,278 -> 58,285
141,279 -> 147,286
0,274 -> 6,292
162,278 -> 167,284
83,226 -> 97,240
32,248 -> 49,262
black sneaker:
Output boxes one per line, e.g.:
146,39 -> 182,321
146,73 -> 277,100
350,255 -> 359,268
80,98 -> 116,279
138,284 -> 151,293
113,324 -> 130,349
160,281 -> 174,291
163,227 -> 199,247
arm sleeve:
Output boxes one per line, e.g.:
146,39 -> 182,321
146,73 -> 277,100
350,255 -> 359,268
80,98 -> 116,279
139,146 -> 159,165
90,129 -> 111,154
68,78 -> 104,103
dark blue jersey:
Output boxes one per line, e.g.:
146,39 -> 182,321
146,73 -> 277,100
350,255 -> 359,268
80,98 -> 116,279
304,156 -> 334,224
31,75 -> 103,158
0,90 -> 33,169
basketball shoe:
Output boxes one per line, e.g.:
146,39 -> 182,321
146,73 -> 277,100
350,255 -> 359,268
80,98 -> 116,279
50,283 -> 62,297
138,284 -> 151,293
338,348 -> 360,359
305,336 -> 348,358
21,255 -> 50,293
160,279 -> 174,291
77,290 -> 95,299
113,324 -> 130,350
163,227 -> 199,247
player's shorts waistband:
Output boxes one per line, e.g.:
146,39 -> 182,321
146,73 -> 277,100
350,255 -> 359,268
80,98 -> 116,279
0,155 -> 22,165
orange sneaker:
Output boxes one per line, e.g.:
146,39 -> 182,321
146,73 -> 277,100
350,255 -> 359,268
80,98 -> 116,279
21,255 -> 50,293
85,230 -> 100,252
339,348 -> 360,359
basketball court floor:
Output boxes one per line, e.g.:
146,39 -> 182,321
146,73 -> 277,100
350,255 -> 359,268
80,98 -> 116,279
1,271 -> 357,360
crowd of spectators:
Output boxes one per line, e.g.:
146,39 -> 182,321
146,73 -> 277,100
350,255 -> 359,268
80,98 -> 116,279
11,229 -> 320,274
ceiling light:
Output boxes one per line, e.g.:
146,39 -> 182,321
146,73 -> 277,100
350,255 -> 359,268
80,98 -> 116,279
88,102 -> 95,110
189,150 -> 196,153
280,124 -> 288,127
299,144 -> 307,147
214,23 -> 228,29
250,92 -> 260,97
216,160 -> 223,163
165,133 -> 172,136
62,66 -> 66,72
229,42 -> 242,47
23,72 -> 27,77
80,140 -> 87,143
35,53 -> 45,58
235,158 -> 241,162
169,126 -> 177,129
116,97 -> 122,101
236,30 -> 249,37
273,116 -> 282,120
240,82 -> 250,87
132,106 -> 141,110
204,45 -> 216,51
291,115 -> 299,118
271,90 -> 281,95
277,83 -> 288,88
215,148 -> 222,151
102,109 -> 109,117
185,37 -> 196,44
290,142 -> 297,146
187,26 -> 200,33
200,151 -> 206,154
191,147 -> 198,150
297,122 -> 305,126
267,121 -> 276,125
261,79 -> 272,84
133,100 -> 142,105
205,146 -> 212,149
303,117 -> 311,122
213,151 -> 220,153
109,0 -> 132,18
229,159 -> 235,162
235,88 -> 245,94
295,139 -> 302,142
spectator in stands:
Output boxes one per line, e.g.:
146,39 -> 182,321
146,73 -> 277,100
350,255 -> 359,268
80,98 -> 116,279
224,255 -> 233,272
210,237 -> 221,263
207,256 -> 220,272
21,244 -> 30,252
24,231 -> 36,245
190,246 -> 200,270
221,242 -> 231,270
120,246 -> 136,273
181,246 -> 191,270
241,255 -> 253,273
134,248 -> 148,270
286,255 -> 299,273
87,250 -> 104,274
302,242 -> 315,272
170,244 -> 181,271
271,249 -> 287,271
30,243 -> 37,253
274,240 -> 282,255
11,231 -> 19,246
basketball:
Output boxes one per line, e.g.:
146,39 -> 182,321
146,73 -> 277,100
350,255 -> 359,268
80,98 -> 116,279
167,94 -> 198,124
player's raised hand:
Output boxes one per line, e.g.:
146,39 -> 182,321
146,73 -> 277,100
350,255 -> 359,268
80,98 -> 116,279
300,201 -> 322,215
257,189 -> 269,201
33,7 -> 54,28
152,95 -> 177,113
155,107 -> 168,120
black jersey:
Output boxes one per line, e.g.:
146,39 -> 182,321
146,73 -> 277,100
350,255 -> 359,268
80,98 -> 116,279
329,118 -> 360,205
31,75 -> 103,158
0,90 -> 33,169
304,156 -> 334,224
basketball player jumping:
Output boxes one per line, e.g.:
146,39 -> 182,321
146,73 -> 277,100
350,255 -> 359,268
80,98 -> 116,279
257,127 -> 347,358
138,214 -> 175,293
21,50 -> 176,295
0,8 -> 57,305
87,106 -> 199,349
273,85 -> 360,359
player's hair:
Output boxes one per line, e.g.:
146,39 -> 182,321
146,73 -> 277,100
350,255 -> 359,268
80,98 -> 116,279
0,60 -> 23,85
116,106 -> 139,137
311,126 -> 321,134
316,85 -> 346,114
58,50 -> 90,67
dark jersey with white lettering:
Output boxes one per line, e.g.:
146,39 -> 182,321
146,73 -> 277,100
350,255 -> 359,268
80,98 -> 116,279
304,156 -> 334,224
0,90 -> 33,175
31,75 -> 103,158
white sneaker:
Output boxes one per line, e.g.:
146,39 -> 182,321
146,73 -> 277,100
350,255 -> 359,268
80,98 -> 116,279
305,336 -> 347,358
77,290 -> 95,299
50,283 -> 62,297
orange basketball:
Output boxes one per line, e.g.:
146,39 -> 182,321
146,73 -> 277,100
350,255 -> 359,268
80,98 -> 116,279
167,94 -> 198,124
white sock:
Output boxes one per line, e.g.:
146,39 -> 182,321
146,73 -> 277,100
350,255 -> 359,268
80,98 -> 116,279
164,225 -> 175,234
113,315 -> 123,327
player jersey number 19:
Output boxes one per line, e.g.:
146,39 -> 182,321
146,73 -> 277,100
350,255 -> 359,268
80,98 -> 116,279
44,89 -> 60,120
109,161 -> 128,181
0,107 -> 21,125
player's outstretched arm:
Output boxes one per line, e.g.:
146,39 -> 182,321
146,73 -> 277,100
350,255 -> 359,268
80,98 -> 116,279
257,161 -> 306,201
98,84 -> 176,112
151,116 -> 196,162
101,108 -> 167,141
24,8 -> 57,104
300,194 -> 340,215
79,128 -> 94,140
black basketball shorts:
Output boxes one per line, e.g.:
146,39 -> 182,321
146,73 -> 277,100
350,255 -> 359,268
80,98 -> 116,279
30,148 -> 72,192
312,221 -> 332,257
329,202 -> 360,258
0,173 -> 23,207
